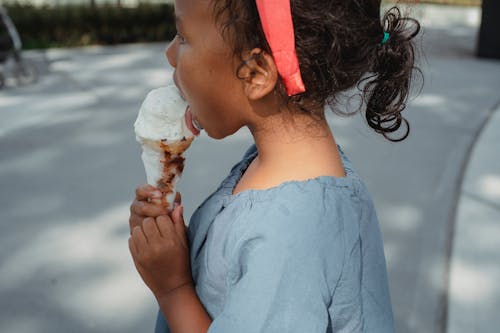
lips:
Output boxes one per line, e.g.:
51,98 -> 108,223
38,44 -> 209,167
175,77 -> 201,136
185,106 -> 201,136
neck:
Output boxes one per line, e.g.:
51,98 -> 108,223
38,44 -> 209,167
247,108 -> 338,168
232,104 -> 347,195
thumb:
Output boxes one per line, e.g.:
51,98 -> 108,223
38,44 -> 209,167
172,204 -> 185,227
172,205 -> 187,244
174,192 -> 182,206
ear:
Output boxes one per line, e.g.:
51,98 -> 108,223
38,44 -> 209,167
237,48 -> 278,101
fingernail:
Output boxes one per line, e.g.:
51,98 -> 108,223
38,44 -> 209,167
152,191 -> 162,198
173,202 -> 179,209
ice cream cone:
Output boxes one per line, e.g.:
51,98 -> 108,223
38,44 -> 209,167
134,79 -> 197,209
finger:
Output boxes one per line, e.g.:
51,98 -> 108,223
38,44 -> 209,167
142,217 -> 161,242
128,237 -> 144,270
132,225 -> 148,249
174,192 -> 182,206
130,199 -> 143,214
128,236 -> 139,257
129,214 -> 144,234
157,215 -> 174,236
135,184 -> 163,201
131,200 -> 167,217
149,197 -> 164,206
172,204 -> 185,226
173,205 -> 188,244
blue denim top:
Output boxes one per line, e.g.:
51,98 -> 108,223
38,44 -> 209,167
155,144 -> 394,332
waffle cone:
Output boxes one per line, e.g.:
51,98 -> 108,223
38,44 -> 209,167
141,136 -> 194,209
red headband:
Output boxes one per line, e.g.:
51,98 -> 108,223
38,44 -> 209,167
256,0 -> 306,96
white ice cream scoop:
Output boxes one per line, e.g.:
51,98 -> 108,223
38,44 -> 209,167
134,80 -> 193,144
134,78 -> 196,208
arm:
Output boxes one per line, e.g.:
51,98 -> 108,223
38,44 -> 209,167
129,185 -> 212,333
157,282 -> 212,333
129,211 -> 212,333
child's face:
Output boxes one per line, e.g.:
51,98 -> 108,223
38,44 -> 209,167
167,0 -> 249,139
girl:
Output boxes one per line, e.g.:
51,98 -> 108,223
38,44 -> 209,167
128,0 -> 420,332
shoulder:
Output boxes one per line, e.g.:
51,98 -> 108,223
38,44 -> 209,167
222,143 -> 375,253
235,175 -> 360,225
223,177 -> 362,259
220,180 -> 361,291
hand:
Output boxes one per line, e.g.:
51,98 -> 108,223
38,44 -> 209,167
129,184 -> 180,233
129,203 -> 192,300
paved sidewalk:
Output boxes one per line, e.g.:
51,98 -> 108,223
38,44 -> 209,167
411,5 -> 500,333
447,102 -> 500,333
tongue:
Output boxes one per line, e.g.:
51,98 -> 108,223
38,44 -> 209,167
185,107 -> 201,136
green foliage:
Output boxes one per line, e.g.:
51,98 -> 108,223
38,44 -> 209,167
3,3 -> 176,49
4,1 -> 480,50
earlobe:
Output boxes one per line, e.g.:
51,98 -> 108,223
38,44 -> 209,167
237,48 -> 278,101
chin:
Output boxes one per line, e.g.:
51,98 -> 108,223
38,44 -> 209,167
205,126 -> 242,140
206,131 -> 229,140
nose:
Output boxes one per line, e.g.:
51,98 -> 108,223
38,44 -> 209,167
166,39 -> 177,68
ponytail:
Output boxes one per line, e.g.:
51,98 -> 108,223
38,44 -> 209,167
361,6 -> 422,142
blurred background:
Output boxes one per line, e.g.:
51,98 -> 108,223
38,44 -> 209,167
0,0 -> 499,332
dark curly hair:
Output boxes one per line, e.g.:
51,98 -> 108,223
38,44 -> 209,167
210,0 -> 422,142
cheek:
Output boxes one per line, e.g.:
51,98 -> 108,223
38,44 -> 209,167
174,47 -> 245,137
177,59 -> 224,111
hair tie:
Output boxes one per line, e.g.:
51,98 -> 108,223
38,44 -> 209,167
256,0 -> 306,96
381,32 -> 390,45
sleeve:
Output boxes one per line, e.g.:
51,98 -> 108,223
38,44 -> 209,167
154,310 -> 169,333
208,200 -> 346,333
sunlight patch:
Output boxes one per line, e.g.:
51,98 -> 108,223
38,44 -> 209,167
0,203 -> 152,325
479,175 -> 500,200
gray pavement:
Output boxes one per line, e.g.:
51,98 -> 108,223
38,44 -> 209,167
0,4 -> 499,333
447,101 -> 500,333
